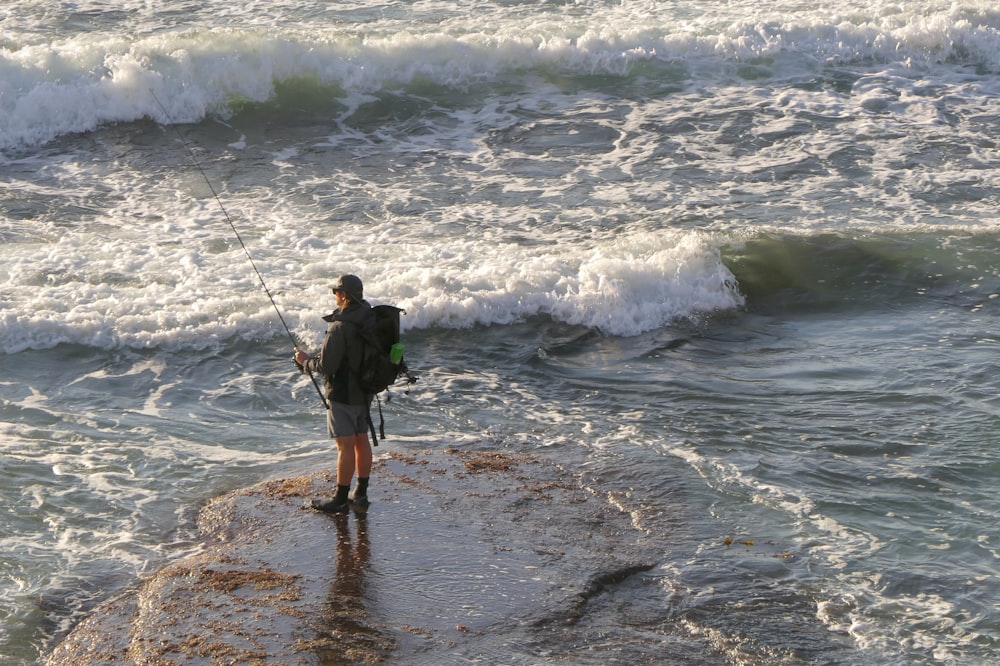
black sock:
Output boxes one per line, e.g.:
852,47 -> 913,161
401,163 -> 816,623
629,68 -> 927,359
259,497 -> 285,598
356,477 -> 369,497
334,484 -> 350,503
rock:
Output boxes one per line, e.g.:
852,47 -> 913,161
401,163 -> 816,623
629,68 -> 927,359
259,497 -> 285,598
44,448 -> 660,665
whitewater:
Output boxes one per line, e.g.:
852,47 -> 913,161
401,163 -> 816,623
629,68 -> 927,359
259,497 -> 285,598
3,0 -> 1000,663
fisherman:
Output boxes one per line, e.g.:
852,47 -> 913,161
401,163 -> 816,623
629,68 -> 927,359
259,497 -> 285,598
294,274 -> 375,513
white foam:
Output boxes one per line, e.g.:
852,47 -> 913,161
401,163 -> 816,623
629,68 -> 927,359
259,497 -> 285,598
0,152 -> 745,352
1,2 -> 999,153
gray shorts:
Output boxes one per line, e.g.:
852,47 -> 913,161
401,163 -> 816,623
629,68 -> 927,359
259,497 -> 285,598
327,402 -> 369,439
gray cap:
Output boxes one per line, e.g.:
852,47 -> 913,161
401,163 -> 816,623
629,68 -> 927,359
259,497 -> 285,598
330,274 -> 363,302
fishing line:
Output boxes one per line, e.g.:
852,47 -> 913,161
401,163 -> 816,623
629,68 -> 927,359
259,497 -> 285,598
149,89 -> 329,409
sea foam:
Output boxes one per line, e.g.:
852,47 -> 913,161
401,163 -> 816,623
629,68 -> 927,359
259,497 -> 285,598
1,216 -> 744,353
2,4 -> 999,153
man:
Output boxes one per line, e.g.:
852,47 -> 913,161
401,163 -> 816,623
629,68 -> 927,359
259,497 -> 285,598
294,274 -> 375,513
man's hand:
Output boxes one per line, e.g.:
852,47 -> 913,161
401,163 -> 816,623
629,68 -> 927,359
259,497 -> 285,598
293,348 -> 310,372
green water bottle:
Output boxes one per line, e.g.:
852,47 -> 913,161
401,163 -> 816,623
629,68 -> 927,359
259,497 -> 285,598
390,343 -> 405,365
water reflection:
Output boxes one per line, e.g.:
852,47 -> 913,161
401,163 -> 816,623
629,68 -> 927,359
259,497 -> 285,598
332,512 -> 369,602
316,511 -> 395,664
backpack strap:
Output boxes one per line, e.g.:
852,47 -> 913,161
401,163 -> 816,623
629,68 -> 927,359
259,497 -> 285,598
365,395 -> 386,447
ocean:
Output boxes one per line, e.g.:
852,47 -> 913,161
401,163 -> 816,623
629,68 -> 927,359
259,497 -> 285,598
2,0 -> 1000,663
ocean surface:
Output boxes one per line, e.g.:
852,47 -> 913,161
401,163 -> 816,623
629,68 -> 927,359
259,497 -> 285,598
3,0 -> 1000,663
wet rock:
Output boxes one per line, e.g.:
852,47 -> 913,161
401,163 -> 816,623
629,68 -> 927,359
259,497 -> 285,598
44,448 -> 660,665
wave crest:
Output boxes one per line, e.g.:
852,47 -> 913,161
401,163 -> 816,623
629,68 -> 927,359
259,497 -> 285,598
3,5 -> 999,152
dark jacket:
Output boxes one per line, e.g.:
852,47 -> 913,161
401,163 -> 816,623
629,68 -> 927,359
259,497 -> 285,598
305,300 -> 375,406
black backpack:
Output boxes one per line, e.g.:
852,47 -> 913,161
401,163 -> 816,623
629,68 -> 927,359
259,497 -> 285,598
355,304 -> 416,446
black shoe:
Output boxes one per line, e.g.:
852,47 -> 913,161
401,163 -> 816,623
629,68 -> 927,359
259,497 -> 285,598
348,491 -> 370,510
311,497 -> 350,513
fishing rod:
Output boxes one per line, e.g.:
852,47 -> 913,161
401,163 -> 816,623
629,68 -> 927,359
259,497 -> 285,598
149,90 -> 329,410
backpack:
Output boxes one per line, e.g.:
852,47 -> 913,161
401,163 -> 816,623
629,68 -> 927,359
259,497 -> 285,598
355,304 -> 416,446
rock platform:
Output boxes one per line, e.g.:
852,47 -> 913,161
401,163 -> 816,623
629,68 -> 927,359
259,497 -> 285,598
44,448 -> 660,665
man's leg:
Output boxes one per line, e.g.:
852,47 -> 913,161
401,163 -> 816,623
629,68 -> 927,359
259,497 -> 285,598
330,435 -> 359,507
351,433 -> 372,505
354,433 -> 372,478
336,435 -> 358,487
